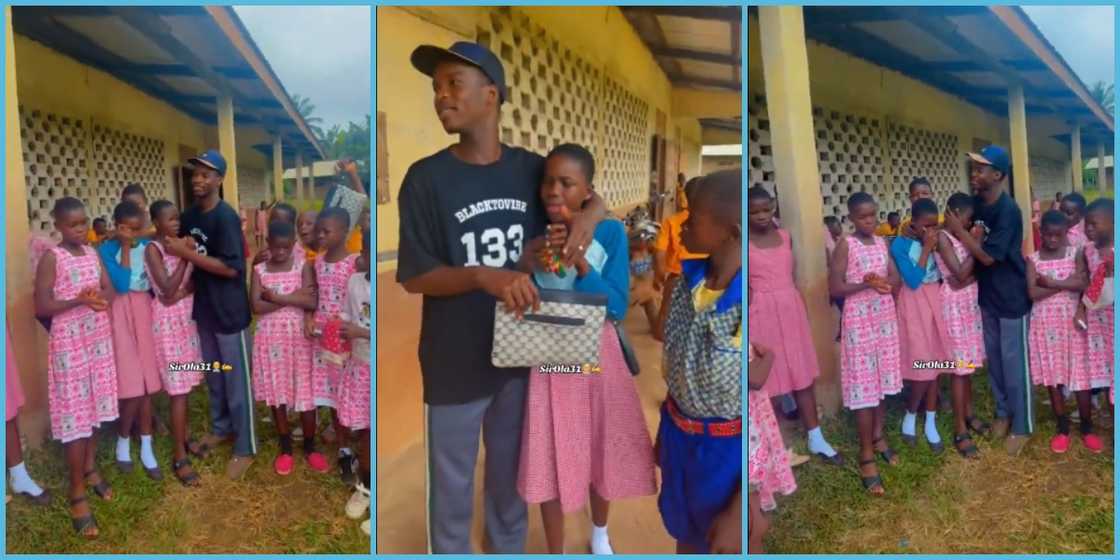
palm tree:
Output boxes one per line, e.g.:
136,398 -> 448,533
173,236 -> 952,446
1089,81 -> 1114,115
291,93 -> 325,140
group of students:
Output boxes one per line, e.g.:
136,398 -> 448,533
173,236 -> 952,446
748,144 -> 1115,552
395,40 -> 743,554
8,149 -> 373,539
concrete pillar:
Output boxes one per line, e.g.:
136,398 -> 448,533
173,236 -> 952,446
758,6 -> 840,413
6,6 -> 49,445
307,160 -> 315,202
1071,124 -> 1082,193
272,135 -> 284,202
1008,84 -> 1033,253
296,151 -> 305,204
217,94 -> 240,211
1097,141 -> 1106,191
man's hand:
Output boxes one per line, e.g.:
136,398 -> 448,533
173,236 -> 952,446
707,506 -> 742,554
165,235 -> 197,258
478,268 -> 539,318
563,212 -> 596,267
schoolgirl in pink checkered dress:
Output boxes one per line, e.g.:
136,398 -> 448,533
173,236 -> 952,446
829,192 -> 901,496
1073,198 -> 1114,454
34,197 -> 118,538
144,201 -> 205,486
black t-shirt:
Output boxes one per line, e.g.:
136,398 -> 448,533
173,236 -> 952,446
973,191 -> 1030,319
181,200 -> 252,334
396,146 -> 546,405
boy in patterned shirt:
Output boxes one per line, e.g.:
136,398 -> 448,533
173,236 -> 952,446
657,168 -> 742,554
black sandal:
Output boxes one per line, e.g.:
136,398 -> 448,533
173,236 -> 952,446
186,437 -> 210,460
859,459 -> 884,495
69,495 -> 98,538
84,470 -> 112,501
965,416 -> 992,437
172,458 -> 201,487
954,433 -> 980,459
873,437 -> 899,465
144,465 -> 164,482
928,440 -> 945,456
901,433 -> 917,447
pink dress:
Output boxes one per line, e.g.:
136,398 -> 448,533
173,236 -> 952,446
1081,243 -> 1114,391
107,274 -> 162,399
895,240 -> 952,382
748,389 -> 796,512
146,241 -> 203,396
748,229 -> 820,396
518,323 -> 656,513
839,236 -> 902,410
6,329 -> 25,422
252,259 -> 315,412
311,253 -> 359,407
46,246 -> 119,443
337,272 -> 371,430
934,232 -> 986,375
1068,220 -> 1089,249
1027,248 -> 1085,388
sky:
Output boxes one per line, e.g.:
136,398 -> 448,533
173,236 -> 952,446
234,6 -> 371,131
1022,6 -> 1114,87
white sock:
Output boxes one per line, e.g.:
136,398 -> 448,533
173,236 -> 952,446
339,447 -> 353,458
591,524 -> 613,555
902,412 -> 917,436
140,435 -> 158,469
807,427 -> 836,457
925,413 -> 941,445
117,436 -> 131,463
8,462 -> 44,496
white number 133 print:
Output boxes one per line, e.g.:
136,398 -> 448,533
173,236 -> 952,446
460,224 -> 524,267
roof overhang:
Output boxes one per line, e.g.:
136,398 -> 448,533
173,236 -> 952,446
751,6 -> 1113,144
12,6 -> 325,161
621,6 -> 742,93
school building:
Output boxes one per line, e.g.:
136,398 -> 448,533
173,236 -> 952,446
4,6 -> 324,445
375,6 -> 740,551
748,6 -> 1114,412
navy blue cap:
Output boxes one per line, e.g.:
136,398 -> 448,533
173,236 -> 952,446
188,149 -> 227,176
411,42 -> 507,104
968,145 -> 1010,175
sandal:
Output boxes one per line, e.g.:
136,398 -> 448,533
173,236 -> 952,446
172,458 -> 201,487
965,416 -> 991,437
186,437 -> 210,460
116,460 -> 134,474
873,437 -> 899,465
954,433 -> 979,459
69,495 -> 99,539
15,488 -> 52,507
144,465 -> 164,482
900,433 -> 917,447
813,451 -> 845,467
859,459 -> 884,495
928,440 -> 945,456
84,470 -> 112,501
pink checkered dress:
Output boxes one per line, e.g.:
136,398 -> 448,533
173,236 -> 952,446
46,246 -> 119,443
146,241 -> 203,396
252,259 -> 315,411
747,388 -> 796,512
838,236 -> 902,410
311,253 -> 359,407
934,232 -> 986,376
336,272 -> 371,430
1027,248 -> 1085,388
1081,243 -> 1113,391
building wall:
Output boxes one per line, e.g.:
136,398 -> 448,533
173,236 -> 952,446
376,6 -> 710,272
8,33 -> 276,445
701,155 -> 743,175
747,14 -> 1071,224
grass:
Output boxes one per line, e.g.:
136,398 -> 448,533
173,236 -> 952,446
5,390 -> 370,554
764,373 -> 1114,554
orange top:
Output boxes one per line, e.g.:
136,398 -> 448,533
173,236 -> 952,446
654,210 -> 707,275
345,227 -> 363,254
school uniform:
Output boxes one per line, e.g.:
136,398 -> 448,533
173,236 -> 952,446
659,258 -> 742,553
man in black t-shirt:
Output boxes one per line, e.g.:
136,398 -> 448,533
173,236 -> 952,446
166,149 -> 258,480
397,42 -> 606,553
944,145 -> 1033,456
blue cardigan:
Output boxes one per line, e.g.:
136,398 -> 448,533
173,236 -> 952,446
98,238 -> 150,294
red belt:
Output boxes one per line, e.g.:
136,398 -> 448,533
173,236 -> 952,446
665,398 -> 741,437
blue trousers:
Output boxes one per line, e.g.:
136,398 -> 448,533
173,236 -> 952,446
981,309 -> 1032,435
198,328 -> 258,456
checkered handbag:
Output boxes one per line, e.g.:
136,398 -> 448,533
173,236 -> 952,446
491,289 -> 607,368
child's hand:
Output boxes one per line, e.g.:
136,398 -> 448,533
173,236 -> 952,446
261,287 -> 276,303
922,228 -> 939,251
340,321 -> 367,340
253,249 -> 270,266
303,314 -> 319,339
1074,305 -> 1088,331
706,506 -> 742,554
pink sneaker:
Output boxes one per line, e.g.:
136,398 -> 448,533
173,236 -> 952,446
1050,434 -> 1070,454
1083,433 -> 1104,454
274,454 -> 294,476
306,451 -> 330,473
